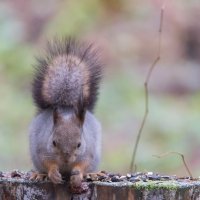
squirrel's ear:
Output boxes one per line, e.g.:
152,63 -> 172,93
75,96 -> 86,125
77,107 -> 86,125
53,108 -> 61,124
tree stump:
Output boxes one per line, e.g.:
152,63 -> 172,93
0,171 -> 200,200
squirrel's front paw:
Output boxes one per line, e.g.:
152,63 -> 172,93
70,171 -> 83,187
48,168 -> 63,184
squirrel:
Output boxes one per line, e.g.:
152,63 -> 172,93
29,37 -> 102,188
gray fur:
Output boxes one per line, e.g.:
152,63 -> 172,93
29,109 -> 101,174
33,38 -> 102,112
44,56 -> 84,107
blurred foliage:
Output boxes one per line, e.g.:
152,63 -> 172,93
0,0 -> 200,178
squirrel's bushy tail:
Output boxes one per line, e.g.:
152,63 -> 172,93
32,37 -> 102,112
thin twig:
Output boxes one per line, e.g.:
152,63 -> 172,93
153,151 -> 193,179
130,1 -> 166,173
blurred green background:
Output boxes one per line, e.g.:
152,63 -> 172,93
1,0 -> 200,177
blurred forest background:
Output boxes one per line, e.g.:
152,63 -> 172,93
0,0 -> 200,177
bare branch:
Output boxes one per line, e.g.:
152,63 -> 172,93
130,1 -> 166,173
153,152 -> 193,179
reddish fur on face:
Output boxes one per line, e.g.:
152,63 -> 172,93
52,109 -> 82,160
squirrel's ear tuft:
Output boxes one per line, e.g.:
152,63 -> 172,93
75,95 -> 86,125
53,108 -> 61,125
77,107 -> 86,125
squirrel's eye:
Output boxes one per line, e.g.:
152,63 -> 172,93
77,142 -> 81,148
52,140 -> 57,147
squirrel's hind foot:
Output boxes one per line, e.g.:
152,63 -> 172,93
30,172 -> 48,182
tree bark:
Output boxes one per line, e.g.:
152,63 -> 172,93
1,178 -> 200,199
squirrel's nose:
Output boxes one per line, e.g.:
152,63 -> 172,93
64,152 -> 70,157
